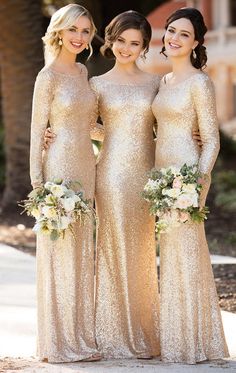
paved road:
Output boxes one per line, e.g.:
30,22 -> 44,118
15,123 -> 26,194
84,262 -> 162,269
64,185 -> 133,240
0,244 -> 235,372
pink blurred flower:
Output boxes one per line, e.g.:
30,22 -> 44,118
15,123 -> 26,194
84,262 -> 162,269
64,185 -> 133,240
197,177 -> 204,185
173,176 -> 182,189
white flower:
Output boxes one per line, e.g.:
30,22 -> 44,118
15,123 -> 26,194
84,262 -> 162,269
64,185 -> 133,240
33,220 -> 51,235
162,188 -> 181,198
174,194 -> 194,209
73,194 -> 81,203
50,184 -> 66,198
58,216 -> 70,229
144,179 -> 159,191
64,189 -> 75,198
182,183 -> 197,194
41,206 -> 57,219
191,192 -> 199,207
169,166 -> 180,176
31,208 -> 41,219
62,197 -> 75,212
44,181 -> 54,191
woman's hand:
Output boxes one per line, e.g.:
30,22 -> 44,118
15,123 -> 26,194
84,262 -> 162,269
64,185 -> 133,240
199,174 -> 211,208
192,129 -> 202,147
44,127 -> 56,149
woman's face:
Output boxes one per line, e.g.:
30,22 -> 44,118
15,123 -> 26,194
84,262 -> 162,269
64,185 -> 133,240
60,15 -> 92,55
112,28 -> 144,64
164,17 -> 198,59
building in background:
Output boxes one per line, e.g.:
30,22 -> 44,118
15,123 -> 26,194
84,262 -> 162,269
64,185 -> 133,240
141,0 -> 236,136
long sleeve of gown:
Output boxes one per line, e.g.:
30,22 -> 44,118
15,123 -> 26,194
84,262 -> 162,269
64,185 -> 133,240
89,77 -> 104,142
192,74 -> 220,175
30,69 -> 54,188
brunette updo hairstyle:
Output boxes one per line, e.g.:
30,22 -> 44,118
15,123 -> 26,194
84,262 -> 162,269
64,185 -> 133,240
101,10 -> 152,59
160,7 -> 208,69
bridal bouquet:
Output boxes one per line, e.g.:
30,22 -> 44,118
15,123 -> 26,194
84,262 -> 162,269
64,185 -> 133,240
20,179 -> 95,240
142,164 -> 209,236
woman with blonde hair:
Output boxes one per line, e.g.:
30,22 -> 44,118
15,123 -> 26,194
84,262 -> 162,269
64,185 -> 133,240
30,4 -> 101,363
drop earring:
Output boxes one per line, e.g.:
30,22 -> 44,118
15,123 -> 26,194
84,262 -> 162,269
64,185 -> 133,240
86,44 -> 89,50
192,49 -> 196,58
59,38 -> 63,46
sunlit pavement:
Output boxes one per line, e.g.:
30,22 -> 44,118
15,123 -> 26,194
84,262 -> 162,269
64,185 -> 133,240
0,243 -> 236,372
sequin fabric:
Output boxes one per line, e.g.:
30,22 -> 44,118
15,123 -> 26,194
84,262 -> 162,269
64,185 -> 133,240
152,72 -> 229,364
90,76 -> 161,358
30,64 -> 98,362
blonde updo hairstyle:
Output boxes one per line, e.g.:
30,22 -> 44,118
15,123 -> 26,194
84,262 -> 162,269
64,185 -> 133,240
42,4 -> 96,64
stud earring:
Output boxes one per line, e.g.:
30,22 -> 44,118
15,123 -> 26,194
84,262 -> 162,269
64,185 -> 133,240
192,49 -> 196,58
59,38 -> 63,46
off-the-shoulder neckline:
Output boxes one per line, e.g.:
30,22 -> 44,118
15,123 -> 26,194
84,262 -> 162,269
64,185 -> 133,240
91,74 -> 159,87
162,72 -> 206,88
46,62 -> 84,77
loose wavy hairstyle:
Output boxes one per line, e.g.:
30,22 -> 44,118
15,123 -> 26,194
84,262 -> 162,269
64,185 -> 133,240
101,10 -> 152,59
42,4 -> 96,64
160,7 -> 208,69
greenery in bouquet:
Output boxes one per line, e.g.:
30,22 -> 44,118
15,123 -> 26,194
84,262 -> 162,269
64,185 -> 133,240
142,164 -> 209,236
19,179 -> 95,240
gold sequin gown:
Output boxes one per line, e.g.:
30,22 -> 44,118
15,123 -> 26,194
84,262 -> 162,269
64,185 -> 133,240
30,64 -> 98,363
90,76 -> 160,358
152,72 -> 229,364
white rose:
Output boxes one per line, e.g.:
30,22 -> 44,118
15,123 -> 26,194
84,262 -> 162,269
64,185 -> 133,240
175,194 -> 193,209
44,181 -> 54,191
41,206 -> 57,219
182,183 -> 197,194
62,197 -> 75,212
162,188 -> 181,198
50,184 -> 65,198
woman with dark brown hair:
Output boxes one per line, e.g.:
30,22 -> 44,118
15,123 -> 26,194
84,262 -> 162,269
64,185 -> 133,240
90,10 -> 160,359
152,7 -> 229,364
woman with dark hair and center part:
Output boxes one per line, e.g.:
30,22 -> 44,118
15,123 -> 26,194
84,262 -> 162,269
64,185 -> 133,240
152,7 -> 229,363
